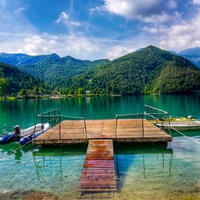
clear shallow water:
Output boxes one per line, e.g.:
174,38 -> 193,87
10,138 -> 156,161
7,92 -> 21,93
0,95 -> 200,199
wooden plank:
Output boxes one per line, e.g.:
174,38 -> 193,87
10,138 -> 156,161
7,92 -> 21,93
78,139 -> 117,193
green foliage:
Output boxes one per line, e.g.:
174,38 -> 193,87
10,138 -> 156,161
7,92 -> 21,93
17,89 -> 26,96
0,53 -> 109,87
77,88 -> 85,95
68,46 -> 200,95
1,46 -> 200,96
151,62 -> 200,94
0,62 -> 51,95
0,78 -> 8,96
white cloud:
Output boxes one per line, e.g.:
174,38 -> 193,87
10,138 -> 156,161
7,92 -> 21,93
168,0 -> 177,9
56,11 -> 81,26
0,33 -> 100,59
106,46 -> 134,60
143,12 -> 200,51
56,12 -> 69,23
14,6 -> 27,15
193,0 -> 200,5
94,0 -> 176,23
0,1 -> 36,34
141,12 -> 171,23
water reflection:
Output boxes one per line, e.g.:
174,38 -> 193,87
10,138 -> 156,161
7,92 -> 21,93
32,144 -> 87,183
114,143 -> 173,191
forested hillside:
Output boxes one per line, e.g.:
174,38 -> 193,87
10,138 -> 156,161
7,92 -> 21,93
67,46 -> 200,95
0,62 -> 50,96
0,53 -> 109,86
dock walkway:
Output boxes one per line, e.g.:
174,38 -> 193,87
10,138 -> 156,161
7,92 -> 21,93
78,139 -> 117,193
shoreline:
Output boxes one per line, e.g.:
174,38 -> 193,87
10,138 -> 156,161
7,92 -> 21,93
1,92 -> 200,101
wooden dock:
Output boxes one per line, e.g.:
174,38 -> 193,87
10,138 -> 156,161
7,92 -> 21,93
31,106 -> 173,196
33,119 -> 172,145
78,139 -> 117,193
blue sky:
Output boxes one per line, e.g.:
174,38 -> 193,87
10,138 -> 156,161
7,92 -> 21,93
0,0 -> 200,60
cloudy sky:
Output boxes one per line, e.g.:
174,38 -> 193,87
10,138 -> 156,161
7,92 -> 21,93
0,0 -> 200,60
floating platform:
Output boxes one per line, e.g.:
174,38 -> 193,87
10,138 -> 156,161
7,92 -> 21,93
78,139 -> 117,193
33,119 -> 172,145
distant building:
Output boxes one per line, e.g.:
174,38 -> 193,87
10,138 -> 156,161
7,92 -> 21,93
85,90 -> 90,95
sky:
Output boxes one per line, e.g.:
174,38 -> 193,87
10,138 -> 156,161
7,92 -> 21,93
0,0 -> 200,60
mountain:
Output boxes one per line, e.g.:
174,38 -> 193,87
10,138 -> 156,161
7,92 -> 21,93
68,46 -> 200,94
179,47 -> 200,68
0,53 -> 109,86
0,53 -> 52,66
0,62 -> 49,95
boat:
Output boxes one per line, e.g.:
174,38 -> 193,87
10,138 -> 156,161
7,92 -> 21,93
155,117 -> 200,131
0,123 -> 50,145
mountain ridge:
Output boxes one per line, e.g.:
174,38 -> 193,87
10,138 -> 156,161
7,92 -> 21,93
67,46 -> 200,94
1,46 -> 200,95
0,53 -> 109,86
179,47 -> 200,68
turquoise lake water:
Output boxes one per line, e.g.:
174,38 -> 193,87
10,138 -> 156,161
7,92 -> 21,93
0,95 -> 200,199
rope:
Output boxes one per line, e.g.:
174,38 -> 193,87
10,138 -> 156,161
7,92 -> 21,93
10,140 -> 32,154
170,126 -> 200,145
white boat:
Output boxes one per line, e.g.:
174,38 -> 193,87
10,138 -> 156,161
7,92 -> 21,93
19,123 -> 51,145
20,123 -> 50,137
156,120 -> 200,131
0,123 -> 50,145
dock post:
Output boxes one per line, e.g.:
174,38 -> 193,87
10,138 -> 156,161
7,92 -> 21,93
142,114 -> 144,137
59,111 -> 61,139
84,116 -> 87,139
34,114 -> 38,133
42,114 -> 44,130
115,114 -> 118,138
168,112 -> 171,134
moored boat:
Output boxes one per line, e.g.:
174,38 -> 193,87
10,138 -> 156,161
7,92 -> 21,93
155,117 -> 200,131
0,123 -> 50,145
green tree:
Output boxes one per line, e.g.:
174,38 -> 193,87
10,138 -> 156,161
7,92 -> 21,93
0,78 -> 8,97
32,86 -> 39,95
18,88 -> 26,96
78,88 -> 84,95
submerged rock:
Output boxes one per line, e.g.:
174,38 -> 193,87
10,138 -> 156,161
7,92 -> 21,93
0,190 -> 58,200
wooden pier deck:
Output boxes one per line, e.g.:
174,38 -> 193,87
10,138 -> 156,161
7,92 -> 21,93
33,119 -> 172,145
78,139 -> 117,193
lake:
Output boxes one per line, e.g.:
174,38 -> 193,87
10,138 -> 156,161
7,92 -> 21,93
0,95 -> 200,199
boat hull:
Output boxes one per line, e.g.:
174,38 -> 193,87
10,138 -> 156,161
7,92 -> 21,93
19,123 -> 50,146
0,134 -> 18,144
156,123 -> 200,131
0,123 -> 50,145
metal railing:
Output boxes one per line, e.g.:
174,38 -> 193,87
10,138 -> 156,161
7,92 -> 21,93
115,113 -> 145,138
144,104 -> 171,133
60,115 -> 87,139
34,108 -> 61,136
34,105 -> 173,140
